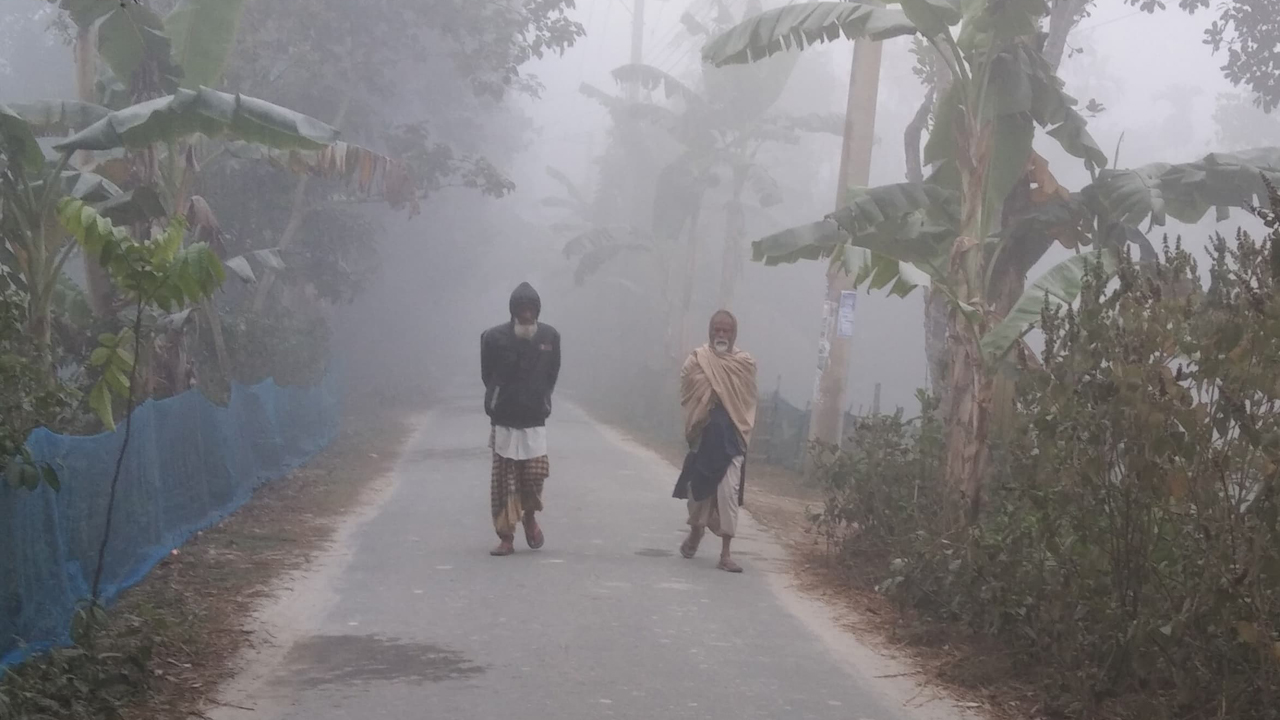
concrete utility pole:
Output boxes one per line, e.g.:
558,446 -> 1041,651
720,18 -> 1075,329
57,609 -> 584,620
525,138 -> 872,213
806,38 -> 884,459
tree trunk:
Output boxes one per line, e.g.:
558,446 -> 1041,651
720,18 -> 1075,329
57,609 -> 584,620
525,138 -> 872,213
922,288 -> 949,396
718,196 -> 746,309
1043,0 -> 1091,72
73,27 -> 114,317
904,58 -> 946,402
943,313 -> 991,526
251,88 -> 353,312
678,202 -> 703,352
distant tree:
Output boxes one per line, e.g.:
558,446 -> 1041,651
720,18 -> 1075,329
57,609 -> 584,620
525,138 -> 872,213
1127,0 -> 1280,112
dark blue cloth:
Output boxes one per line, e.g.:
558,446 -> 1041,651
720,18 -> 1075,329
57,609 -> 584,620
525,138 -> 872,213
673,404 -> 744,502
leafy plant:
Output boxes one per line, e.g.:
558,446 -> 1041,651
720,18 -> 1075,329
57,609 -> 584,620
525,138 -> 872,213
59,198 -> 224,609
815,184 -> 1280,719
0,287 -> 76,493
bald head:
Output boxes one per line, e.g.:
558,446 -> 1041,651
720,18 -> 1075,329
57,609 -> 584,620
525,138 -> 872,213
708,310 -> 737,353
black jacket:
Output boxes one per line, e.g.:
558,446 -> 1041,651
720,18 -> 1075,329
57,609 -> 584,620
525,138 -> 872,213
481,284 -> 561,429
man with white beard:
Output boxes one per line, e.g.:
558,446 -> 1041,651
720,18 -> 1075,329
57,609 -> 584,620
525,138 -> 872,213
673,310 -> 757,572
481,282 -> 561,556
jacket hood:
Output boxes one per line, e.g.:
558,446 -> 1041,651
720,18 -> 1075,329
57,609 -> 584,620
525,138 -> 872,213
509,282 -> 541,319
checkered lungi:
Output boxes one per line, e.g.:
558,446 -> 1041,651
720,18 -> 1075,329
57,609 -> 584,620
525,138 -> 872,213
490,448 -> 550,538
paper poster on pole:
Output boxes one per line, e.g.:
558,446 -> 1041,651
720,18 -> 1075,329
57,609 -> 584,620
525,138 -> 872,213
837,290 -> 857,338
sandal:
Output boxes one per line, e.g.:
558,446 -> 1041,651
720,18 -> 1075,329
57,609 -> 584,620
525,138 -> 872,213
680,529 -> 703,559
717,557 -> 744,573
523,517 -> 544,550
490,537 -> 515,556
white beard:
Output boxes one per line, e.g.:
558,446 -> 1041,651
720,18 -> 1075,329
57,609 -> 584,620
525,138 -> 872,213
713,339 -> 730,353
514,322 -> 538,340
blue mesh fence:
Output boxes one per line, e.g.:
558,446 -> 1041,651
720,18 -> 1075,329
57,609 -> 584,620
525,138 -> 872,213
751,392 -> 863,471
0,370 -> 341,666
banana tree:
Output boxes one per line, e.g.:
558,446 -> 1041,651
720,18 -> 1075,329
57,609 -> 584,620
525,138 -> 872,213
705,0 -> 1109,522
0,103 -> 130,366
706,0 -> 1280,524
587,55 -> 838,354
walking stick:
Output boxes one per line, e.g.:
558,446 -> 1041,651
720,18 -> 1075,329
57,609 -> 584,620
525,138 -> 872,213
739,457 -> 747,508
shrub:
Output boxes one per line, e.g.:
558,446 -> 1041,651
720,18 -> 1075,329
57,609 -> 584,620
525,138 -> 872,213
818,185 -> 1280,719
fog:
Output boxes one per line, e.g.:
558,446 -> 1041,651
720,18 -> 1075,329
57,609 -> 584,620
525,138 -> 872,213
3,0 -> 1275,429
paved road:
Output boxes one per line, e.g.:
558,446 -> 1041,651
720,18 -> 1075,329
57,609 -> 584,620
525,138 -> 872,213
211,396 -> 965,720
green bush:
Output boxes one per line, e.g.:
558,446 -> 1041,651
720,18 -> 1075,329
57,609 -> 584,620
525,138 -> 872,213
0,288 -> 78,489
818,188 -> 1280,719
224,307 -> 330,388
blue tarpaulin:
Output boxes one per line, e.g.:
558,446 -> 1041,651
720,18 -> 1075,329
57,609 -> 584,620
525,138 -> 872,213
0,371 -> 340,666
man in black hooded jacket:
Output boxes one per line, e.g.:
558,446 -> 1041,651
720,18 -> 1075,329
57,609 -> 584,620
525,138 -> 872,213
481,282 -> 561,556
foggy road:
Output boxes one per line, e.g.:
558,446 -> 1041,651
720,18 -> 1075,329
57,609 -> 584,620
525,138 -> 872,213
209,396 -> 970,720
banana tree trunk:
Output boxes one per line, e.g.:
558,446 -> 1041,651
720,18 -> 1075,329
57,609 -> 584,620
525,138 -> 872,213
923,288 -> 949,396
942,112 -> 995,527
943,312 -> 991,526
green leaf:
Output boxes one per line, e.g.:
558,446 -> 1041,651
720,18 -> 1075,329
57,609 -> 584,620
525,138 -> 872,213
899,0 -> 962,38
753,218 -> 845,265
702,49 -> 800,122
980,249 -> 1119,362
1081,147 -> 1280,228
164,0 -> 248,89
545,166 -> 588,207
561,227 -> 651,285
1024,48 -> 1107,171
1046,108 -> 1107,172
54,88 -> 339,153
41,465 -> 60,493
987,50 -> 1033,117
19,464 -> 41,491
843,245 -> 933,297
94,186 -> 169,226
0,104 -> 46,172
90,381 -> 116,432
702,2 -> 916,67
958,0 -> 1045,50
104,366 -> 131,398
9,100 -> 110,136
80,205 -> 97,235
248,248 -> 285,271
4,456 -> 22,489
55,0 -> 116,28
96,3 -> 182,93
176,268 -> 202,302
752,183 -> 957,271
923,84 -> 961,168
63,171 -> 123,202
90,347 -> 113,367
984,112 -> 1034,233
223,255 -> 255,283
611,64 -> 704,107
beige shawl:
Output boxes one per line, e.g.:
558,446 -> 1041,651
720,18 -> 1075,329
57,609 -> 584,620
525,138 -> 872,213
681,345 -> 758,448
